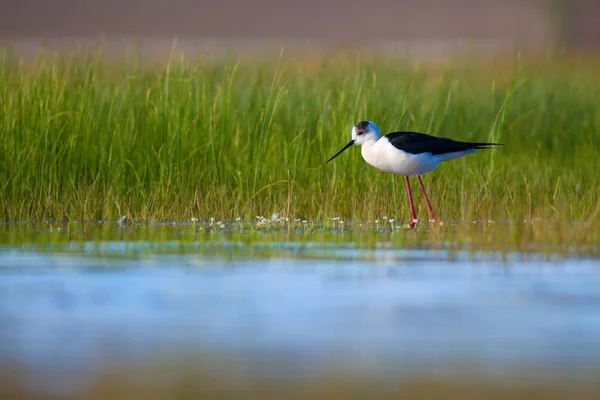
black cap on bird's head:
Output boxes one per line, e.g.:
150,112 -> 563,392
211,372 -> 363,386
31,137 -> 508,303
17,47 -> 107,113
354,121 -> 370,133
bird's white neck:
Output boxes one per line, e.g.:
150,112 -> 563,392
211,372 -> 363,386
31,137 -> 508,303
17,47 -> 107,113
361,134 -> 379,147
360,135 -> 380,161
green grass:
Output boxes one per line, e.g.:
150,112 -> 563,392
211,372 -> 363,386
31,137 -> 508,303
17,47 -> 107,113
1,46 -> 600,228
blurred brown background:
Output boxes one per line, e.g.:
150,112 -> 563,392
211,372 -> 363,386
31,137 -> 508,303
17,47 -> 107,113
0,0 -> 598,49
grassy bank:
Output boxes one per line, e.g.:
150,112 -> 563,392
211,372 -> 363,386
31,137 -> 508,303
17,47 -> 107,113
3,361 -> 599,400
1,46 -> 599,226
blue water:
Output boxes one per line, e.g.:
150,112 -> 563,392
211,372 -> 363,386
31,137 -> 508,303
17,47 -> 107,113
1,227 -> 600,395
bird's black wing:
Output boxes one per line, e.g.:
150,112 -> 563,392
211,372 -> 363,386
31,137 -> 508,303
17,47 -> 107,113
385,131 -> 502,155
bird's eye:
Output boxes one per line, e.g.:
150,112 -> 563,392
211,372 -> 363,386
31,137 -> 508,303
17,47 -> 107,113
357,130 -> 364,136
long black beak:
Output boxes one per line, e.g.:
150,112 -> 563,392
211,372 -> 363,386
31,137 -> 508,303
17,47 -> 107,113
326,140 -> 355,163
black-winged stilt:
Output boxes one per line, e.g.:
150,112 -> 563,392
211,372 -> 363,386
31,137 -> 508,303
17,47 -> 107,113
326,121 -> 502,229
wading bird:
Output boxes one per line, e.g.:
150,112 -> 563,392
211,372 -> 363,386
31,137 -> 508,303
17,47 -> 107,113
326,121 -> 501,229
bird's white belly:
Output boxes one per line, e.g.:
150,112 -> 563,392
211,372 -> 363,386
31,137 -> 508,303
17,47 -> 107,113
361,139 -> 473,176
362,145 -> 437,176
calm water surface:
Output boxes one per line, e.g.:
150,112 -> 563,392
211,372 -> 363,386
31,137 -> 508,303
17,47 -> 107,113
1,222 -> 599,397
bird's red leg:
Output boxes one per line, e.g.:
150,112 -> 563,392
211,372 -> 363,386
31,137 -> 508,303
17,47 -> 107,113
404,176 -> 418,229
417,175 -> 436,222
